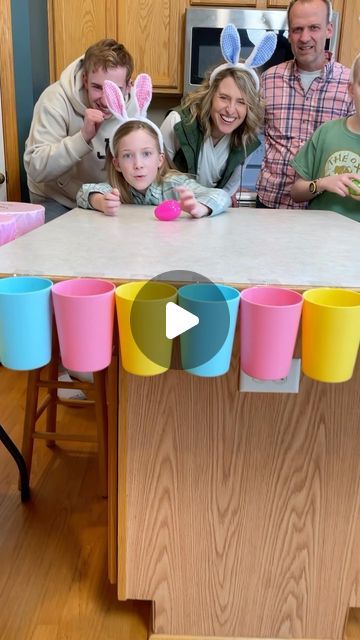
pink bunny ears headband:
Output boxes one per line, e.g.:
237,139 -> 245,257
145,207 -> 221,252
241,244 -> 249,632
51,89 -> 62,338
103,73 -> 164,155
209,24 -> 277,91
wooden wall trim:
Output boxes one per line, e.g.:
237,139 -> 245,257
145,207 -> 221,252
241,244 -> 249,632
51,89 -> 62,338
0,0 -> 21,201
150,636 -> 334,640
47,0 -> 56,83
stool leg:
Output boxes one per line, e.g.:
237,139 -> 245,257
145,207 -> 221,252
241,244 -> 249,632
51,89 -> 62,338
21,368 -> 41,477
93,370 -> 108,498
45,325 -> 61,447
0,424 -> 31,502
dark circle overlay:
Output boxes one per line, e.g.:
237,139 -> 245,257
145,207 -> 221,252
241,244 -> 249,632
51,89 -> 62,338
130,270 -> 231,370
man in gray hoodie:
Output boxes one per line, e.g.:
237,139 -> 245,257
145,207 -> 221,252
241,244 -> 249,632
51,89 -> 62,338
24,39 -> 135,222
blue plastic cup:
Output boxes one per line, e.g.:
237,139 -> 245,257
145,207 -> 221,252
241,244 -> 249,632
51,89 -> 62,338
0,276 -> 53,370
178,283 -> 240,377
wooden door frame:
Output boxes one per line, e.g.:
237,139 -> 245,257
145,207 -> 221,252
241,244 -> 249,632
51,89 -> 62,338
0,0 -> 21,201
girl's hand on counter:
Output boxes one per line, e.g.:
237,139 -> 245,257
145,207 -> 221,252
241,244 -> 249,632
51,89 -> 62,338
102,188 -> 121,216
89,189 -> 120,216
175,186 -> 210,218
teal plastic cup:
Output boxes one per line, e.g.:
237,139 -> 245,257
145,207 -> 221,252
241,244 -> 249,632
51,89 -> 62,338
178,283 -> 240,377
0,276 -> 53,370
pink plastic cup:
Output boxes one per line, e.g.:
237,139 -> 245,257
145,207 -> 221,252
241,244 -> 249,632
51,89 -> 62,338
240,286 -> 303,380
154,200 -> 181,221
52,278 -> 115,372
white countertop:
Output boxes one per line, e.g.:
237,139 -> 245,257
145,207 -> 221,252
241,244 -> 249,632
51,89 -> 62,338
0,206 -> 359,289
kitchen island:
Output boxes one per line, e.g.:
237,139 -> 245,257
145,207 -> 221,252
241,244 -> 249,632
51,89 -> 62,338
0,206 -> 359,640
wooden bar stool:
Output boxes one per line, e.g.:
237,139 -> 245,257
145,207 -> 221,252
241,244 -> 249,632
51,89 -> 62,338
21,326 -> 108,497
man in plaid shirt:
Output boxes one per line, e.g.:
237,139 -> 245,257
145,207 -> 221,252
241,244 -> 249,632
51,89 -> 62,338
256,0 -> 354,209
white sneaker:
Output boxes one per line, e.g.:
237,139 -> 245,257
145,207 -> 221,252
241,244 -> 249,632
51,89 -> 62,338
57,372 -> 87,400
67,369 -> 94,384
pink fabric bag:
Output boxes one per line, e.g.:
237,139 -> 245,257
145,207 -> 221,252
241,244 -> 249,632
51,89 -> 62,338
0,202 -> 45,238
0,215 -> 17,246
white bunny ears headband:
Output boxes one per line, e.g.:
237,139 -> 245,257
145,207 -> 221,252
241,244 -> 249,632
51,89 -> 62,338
209,24 -> 277,91
103,73 -> 164,155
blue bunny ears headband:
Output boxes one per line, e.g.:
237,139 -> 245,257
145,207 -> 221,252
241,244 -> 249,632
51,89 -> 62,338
103,74 -> 164,155
209,24 -> 277,91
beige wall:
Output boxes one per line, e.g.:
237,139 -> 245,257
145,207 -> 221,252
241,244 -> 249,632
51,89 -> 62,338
148,95 -> 180,127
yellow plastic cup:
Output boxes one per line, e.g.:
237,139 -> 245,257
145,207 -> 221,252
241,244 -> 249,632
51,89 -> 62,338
115,280 -> 177,376
302,288 -> 360,383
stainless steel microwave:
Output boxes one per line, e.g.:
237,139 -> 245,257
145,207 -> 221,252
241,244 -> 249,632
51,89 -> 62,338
183,7 -> 340,96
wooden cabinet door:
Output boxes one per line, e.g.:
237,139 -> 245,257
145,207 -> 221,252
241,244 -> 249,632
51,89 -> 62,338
48,0 -> 118,81
268,1 -> 344,13
117,0 -> 189,93
266,0 -> 289,6
337,0 -> 360,67
190,0 -> 257,5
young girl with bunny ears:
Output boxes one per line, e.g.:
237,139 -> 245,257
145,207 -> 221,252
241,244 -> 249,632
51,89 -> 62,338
76,74 -> 231,218
160,25 -> 276,200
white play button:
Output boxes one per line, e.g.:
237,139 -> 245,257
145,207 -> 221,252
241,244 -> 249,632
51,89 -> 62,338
166,302 -> 199,339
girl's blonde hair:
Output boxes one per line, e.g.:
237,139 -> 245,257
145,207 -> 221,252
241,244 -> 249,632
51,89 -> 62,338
181,67 -> 264,152
350,52 -> 360,84
106,121 -> 172,204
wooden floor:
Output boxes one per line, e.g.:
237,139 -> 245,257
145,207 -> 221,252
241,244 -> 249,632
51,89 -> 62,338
1,365 -> 360,640
0,365 -> 151,640
346,611 -> 360,640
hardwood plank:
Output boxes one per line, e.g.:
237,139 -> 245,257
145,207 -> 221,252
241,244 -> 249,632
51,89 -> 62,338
345,609 -> 360,640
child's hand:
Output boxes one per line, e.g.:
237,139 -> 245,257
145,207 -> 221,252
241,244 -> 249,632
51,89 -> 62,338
347,175 -> 360,201
319,174 -> 360,198
102,188 -> 121,216
81,108 -> 105,143
89,189 -> 120,216
175,186 -> 210,218
350,193 -> 360,202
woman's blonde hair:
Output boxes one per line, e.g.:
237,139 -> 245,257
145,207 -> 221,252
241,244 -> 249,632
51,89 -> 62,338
350,52 -> 360,84
106,121 -> 171,204
181,67 -> 264,152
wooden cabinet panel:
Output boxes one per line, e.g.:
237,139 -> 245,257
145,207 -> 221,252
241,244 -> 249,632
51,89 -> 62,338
331,0 -> 344,10
337,0 -> 360,67
267,0 -> 290,6
191,1 -> 345,22
117,0 -> 189,93
120,347 -> 360,636
48,0 -> 118,81
190,0 -> 257,6
268,1 -> 344,14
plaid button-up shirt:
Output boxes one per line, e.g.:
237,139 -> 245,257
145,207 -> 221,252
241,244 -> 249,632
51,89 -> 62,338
256,54 -> 354,209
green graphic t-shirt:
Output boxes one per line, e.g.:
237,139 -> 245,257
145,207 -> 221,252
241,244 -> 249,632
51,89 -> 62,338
291,118 -> 360,222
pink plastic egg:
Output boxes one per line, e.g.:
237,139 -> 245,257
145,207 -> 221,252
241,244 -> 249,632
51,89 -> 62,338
349,179 -> 360,196
154,200 -> 181,221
